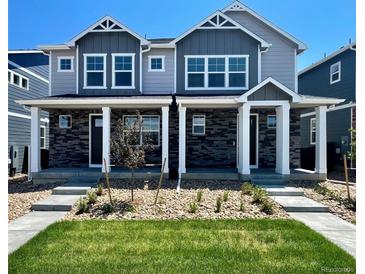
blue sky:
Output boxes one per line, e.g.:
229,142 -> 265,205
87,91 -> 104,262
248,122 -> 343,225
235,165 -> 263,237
8,0 -> 355,70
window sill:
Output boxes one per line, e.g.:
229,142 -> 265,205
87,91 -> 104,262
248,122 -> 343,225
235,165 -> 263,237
83,86 -> 107,89
185,87 -> 249,91
111,86 -> 136,89
57,70 -> 74,73
330,80 -> 341,85
148,69 -> 166,72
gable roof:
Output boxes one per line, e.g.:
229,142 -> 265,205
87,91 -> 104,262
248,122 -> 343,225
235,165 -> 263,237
222,1 -> 307,52
299,42 -> 356,76
67,15 -> 149,46
237,77 -> 301,103
169,10 -> 270,48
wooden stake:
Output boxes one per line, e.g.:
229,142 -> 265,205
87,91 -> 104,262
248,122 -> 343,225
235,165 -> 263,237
154,157 -> 167,205
343,155 -> 351,200
104,158 -> 113,205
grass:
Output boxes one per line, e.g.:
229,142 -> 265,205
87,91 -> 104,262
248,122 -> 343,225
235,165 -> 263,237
9,219 -> 355,274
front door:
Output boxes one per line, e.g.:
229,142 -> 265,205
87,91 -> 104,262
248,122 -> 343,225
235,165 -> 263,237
236,114 -> 258,168
90,115 -> 103,166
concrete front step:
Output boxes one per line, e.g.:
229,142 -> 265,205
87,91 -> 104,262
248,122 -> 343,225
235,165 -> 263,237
67,176 -> 100,186
252,178 -> 284,185
271,196 -> 329,212
52,186 -> 91,195
259,185 -> 304,196
32,195 -> 82,211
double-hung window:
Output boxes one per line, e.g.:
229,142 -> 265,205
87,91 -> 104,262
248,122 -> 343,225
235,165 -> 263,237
148,56 -> 165,72
186,55 -> 248,90
310,118 -> 316,145
58,57 -> 74,72
123,115 -> 160,146
84,54 -> 106,88
330,61 -> 341,84
192,115 -> 205,135
112,53 -> 135,88
40,126 -> 46,149
267,115 -> 277,129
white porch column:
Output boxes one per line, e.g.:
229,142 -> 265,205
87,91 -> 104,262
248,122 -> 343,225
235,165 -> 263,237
178,105 -> 186,174
102,107 -> 111,173
238,103 -> 250,175
276,103 -> 290,175
161,106 -> 169,173
315,105 -> 327,174
30,107 -> 41,173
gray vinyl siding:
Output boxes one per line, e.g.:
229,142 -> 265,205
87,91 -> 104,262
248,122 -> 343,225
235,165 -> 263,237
142,48 -> 174,94
225,11 -> 297,91
176,29 -> 259,95
299,49 -> 355,104
248,82 -> 291,101
8,53 -> 49,80
77,32 -> 141,95
51,49 -> 77,96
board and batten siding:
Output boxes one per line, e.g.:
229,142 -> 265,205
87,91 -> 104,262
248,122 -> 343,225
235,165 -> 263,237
51,49 -> 77,96
225,11 -> 297,91
176,29 -> 259,95
77,32 -> 141,95
142,48 -> 174,94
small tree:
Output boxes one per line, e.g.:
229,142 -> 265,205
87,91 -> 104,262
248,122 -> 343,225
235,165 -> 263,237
347,128 -> 356,166
110,113 -> 153,201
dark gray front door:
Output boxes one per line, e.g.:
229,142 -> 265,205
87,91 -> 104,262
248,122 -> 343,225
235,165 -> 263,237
90,115 -> 103,165
249,115 -> 258,166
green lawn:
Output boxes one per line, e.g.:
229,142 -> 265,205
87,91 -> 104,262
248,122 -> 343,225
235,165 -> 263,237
9,219 -> 355,274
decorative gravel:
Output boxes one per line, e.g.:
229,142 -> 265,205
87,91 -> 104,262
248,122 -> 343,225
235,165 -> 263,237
65,179 -> 288,220
288,180 -> 356,223
8,176 -> 62,221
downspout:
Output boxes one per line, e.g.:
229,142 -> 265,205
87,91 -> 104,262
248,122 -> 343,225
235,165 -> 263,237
140,44 -> 152,93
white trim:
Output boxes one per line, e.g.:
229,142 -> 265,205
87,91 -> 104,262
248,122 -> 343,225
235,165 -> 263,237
174,48 -> 177,93
294,48 -> 298,92
185,55 -> 249,90
267,114 -> 276,129
59,115 -> 72,129
40,125 -> 46,149
257,45 -> 261,83
8,50 -> 43,54
315,106 -> 327,173
38,44 -> 71,51
299,42 -> 355,75
330,61 -> 341,84
49,51 -> 52,95
89,113 -> 103,168
8,69 -> 29,90
30,107 -> 41,172
111,53 -> 135,89
57,56 -> 74,72
8,60 -> 49,84
8,111 -> 49,123
222,1 -> 307,51
310,118 -> 316,145
148,55 -> 165,72
192,114 -> 206,135
76,45 -> 79,94
178,105 -> 186,174
83,53 -> 107,89
102,107 -> 111,172
161,106 -> 169,173
150,43 -> 175,49
237,77 -> 301,103
169,10 -> 270,48
300,102 -> 356,118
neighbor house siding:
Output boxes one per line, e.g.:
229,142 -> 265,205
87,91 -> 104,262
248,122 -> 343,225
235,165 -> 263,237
225,11 -> 297,91
51,49 -> 77,96
8,53 -> 49,80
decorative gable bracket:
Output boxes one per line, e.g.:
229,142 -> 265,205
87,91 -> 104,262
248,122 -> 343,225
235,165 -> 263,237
91,18 -> 123,32
198,14 -> 236,29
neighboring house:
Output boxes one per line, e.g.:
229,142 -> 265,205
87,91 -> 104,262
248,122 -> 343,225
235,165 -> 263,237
17,1 -> 344,182
299,43 -> 356,170
8,51 -> 49,174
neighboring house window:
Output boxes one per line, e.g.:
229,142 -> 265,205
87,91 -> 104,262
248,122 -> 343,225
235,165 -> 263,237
59,115 -> 72,128
123,115 -> 160,146
84,54 -> 107,88
330,61 -> 341,84
192,115 -> 205,135
58,57 -> 74,72
148,56 -> 165,72
267,115 -> 276,128
310,118 -> 316,145
8,70 -> 29,90
112,53 -> 135,88
40,126 -> 46,149
185,55 -> 248,90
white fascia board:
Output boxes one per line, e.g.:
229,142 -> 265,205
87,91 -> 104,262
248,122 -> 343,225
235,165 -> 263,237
169,10 -> 270,48
299,97 -> 345,106
8,50 -> 43,54
222,1 -> 307,51
38,44 -> 71,51
176,97 -> 239,108
150,44 -> 176,49
300,102 -> 356,118
8,60 -> 49,84
67,15 -> 150,46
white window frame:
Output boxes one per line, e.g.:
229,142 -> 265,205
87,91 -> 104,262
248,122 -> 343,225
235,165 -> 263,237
112,53 -> 135,89
185,55 -> 249,90
267,115 -> 277,129
122,115 -> 160,146
148,55 -> 165,72
59,115 -> 72,129
40,125 -> 46,149
8,69 -> 29,90
192,115 -> 206,135
330,61 -> 341,84
83,53 -> 107,89
57,56 -> 74,72
310,118 -> 316,145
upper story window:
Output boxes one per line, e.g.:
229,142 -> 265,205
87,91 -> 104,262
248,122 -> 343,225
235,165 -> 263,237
112,53 -> 135,89
84,54 -> 107,89
148,56 -> 165,72
8,70 -> 29,90
59,115 -> 72,129
58,56 -> 74,72
330,61 -> 341,84
185,55 -> 249,90
310,118 -> 316,145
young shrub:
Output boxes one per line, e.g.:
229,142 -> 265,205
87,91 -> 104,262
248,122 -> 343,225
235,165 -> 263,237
215,196 -> 222,213
241,182 -> 255,195
76,197 -> 88,214
223,191 -> 229,202
96,184 -> 103,196
196,190 -> 203,203
125,204 -> 136,213
252,188 -> 268,204
188,202 -> 198,213
260,198 -> 274,215
87,190 -> 97,205
102,203 -> 113,213
239,202 -> 245,212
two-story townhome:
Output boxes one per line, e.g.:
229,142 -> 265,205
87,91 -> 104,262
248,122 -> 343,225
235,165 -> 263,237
299,42 -> 356,170
8,50 -> 49,175
17,1 -> 344,183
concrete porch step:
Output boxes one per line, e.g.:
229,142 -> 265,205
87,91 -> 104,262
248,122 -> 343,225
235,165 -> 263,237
259,185 -> 304,196
271,196 -> 329,212
66,176 -> 100,186
32,195 -> 82,211
52,186 -> 91,195
252,178 -> 284,185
